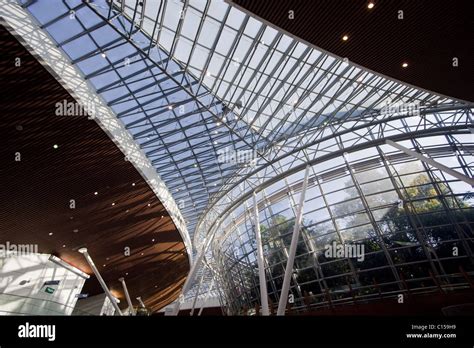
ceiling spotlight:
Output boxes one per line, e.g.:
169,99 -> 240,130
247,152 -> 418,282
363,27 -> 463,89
53,144 -> 59,149
48,232 -> 53,236
152,238 -> 155,242
206,71 -> 211,77
168,105 -> 173,110
216,122 -> 221,126
111,202 -> 116,206
342,35 -> 349,41
147,203 -> 151,207
368,2 -> 375,9
132,183 -> 136,186
402,62 -> 408,68
62,245 -> 66,248
94,191 -> 98,195
101,52 -> 106,58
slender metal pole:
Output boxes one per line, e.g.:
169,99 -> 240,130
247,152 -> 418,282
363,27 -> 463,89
189,270 -> 206,316
198,278 -> 215,316
276,166 -> 310,316
386,139 -> 474,186
118,277 -> 135,316
171,221 -> 219,315
253,191 -> 270,315
136,296 -> 146,308
78,248 -> 123,316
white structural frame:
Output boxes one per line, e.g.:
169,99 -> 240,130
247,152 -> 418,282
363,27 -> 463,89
276,166 -> 310,315
253,191 -> 270,315
386,139 -> 474,187
118,277 -> 135,316
78,248 -> 123,316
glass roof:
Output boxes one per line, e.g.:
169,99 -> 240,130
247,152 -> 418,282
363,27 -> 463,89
22,0 -> 455,242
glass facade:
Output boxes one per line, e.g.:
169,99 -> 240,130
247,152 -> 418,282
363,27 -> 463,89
14,0 -> 474,315
210,115 -> 474,314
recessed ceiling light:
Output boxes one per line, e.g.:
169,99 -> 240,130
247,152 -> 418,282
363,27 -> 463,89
101,52 -> 106,58
132,183 -> 136,186
402,62 -> 408,68
216,122 -> 221,126
62,245 -> 66,248
48,232 -> 53,236
342,35 -> 349,41
152,238 -> 155,242
368,2 -> 375,9
94,191 -> 98,195
53,144 -> 59,149
168,105 -> 173,110
112,202 -> 116,206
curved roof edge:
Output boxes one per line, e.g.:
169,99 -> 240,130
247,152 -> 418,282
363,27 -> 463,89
0,1 -> 193,266
225,0 -> 473,105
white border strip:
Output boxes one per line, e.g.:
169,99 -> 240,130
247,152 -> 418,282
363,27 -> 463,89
0,1 -> 193,265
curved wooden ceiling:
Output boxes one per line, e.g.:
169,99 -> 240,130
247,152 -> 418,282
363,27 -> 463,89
231,0 -> 474,102
0,25 -> 189,313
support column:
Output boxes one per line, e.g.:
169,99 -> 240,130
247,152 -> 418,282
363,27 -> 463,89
136,296 -> 146,308
78,248 -> 123,316
386,139 -> 474,186
189,270 -> 206,316
277,166 -> 310,316
198,278 -> 215,316
118,277 -> 135,316
171,220 -> 219,315
253,191 -> 270,315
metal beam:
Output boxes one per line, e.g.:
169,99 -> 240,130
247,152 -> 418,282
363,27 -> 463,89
253,191 -> 270,315
197,278 -> 215,316
276,166 -> 310,315
136,296 -> 146,308
386,139 -> 474,187
118,277 -> 135,316
171,220 -> 219,315
78,248 -> 123,316
189,269 -> 206,316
